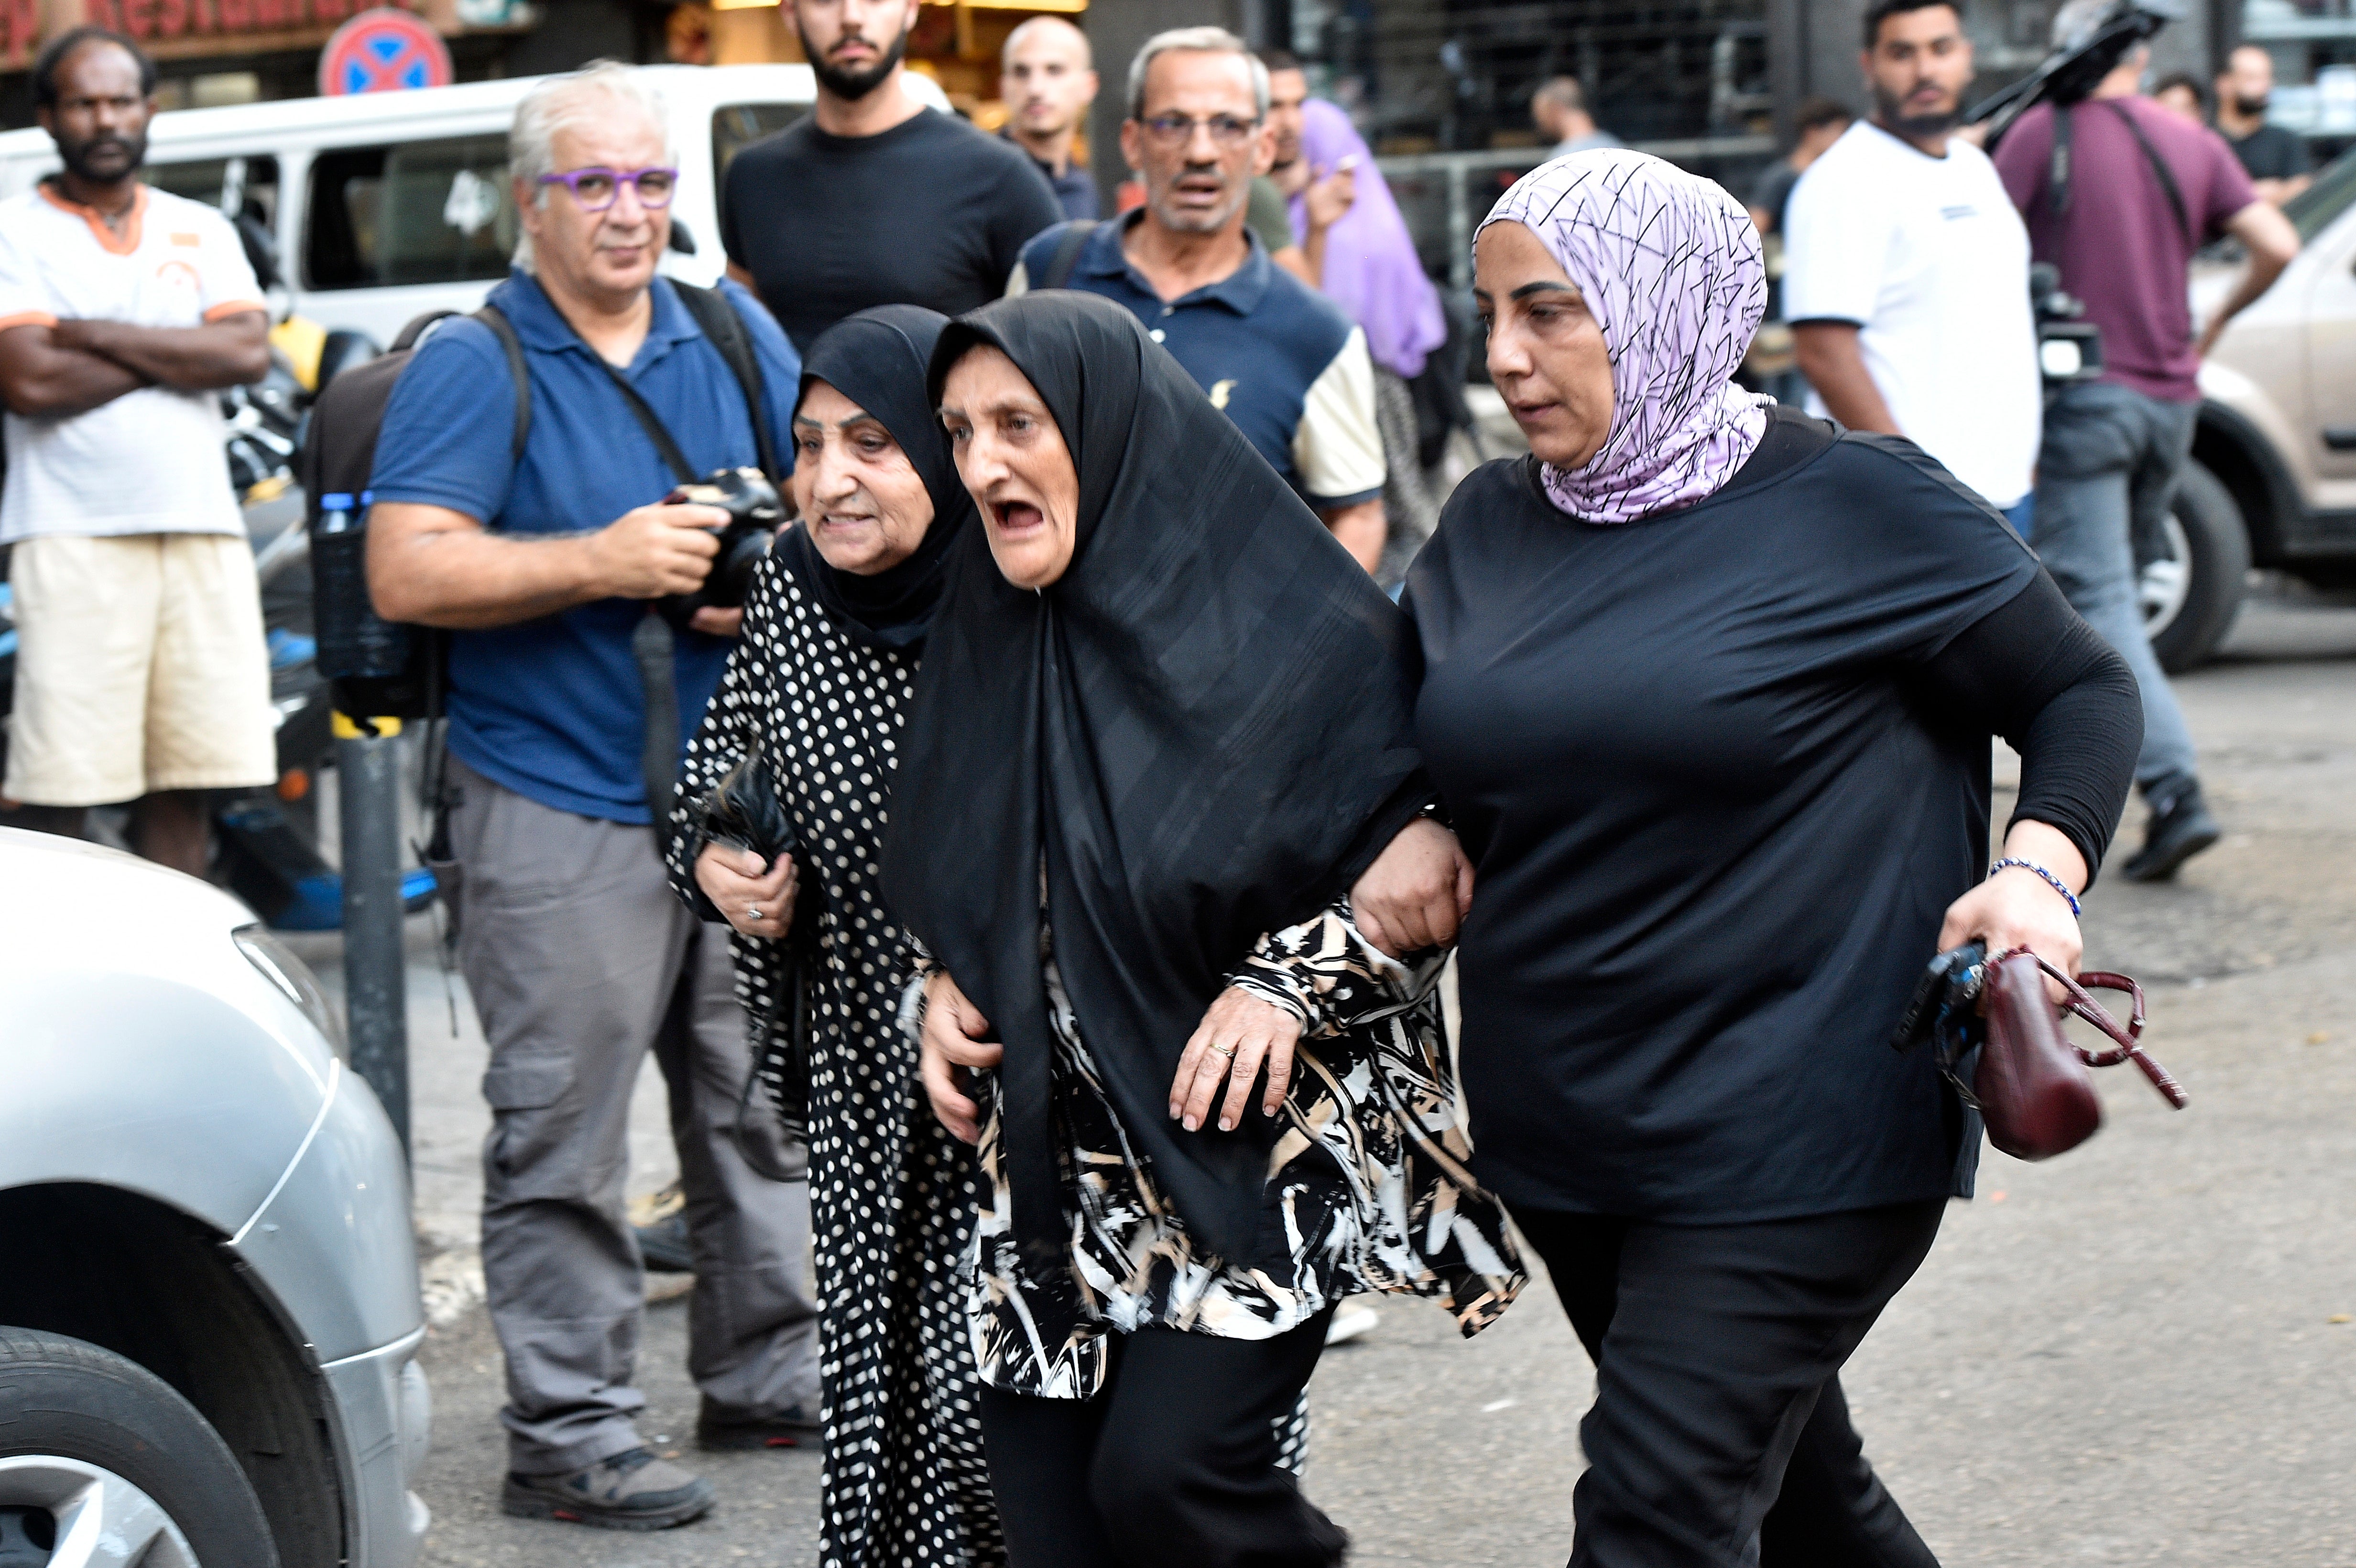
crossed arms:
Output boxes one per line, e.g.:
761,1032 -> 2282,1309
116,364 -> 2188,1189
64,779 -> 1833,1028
0,310 -> 268,418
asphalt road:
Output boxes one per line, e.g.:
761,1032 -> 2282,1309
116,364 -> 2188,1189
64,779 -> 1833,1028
395,583 -> 2356,1567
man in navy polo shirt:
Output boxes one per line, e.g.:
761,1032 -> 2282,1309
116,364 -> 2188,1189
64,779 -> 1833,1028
368,65 -> 817,1532
1009,26 -> 1388,572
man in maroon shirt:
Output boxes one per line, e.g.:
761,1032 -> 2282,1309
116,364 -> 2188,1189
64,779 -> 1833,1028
1993,0 -> 2298,882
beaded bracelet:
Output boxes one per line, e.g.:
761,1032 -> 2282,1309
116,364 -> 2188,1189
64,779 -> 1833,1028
1988,857 -> 2082,919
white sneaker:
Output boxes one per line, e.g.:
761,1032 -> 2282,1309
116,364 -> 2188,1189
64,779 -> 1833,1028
1325,1304 -> 1381,1346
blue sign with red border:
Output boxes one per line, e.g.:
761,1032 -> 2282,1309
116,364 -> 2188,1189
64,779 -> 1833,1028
318,8 -> 453,97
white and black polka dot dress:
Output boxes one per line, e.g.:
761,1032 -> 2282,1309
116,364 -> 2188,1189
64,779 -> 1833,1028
669,548 -> 1002,1568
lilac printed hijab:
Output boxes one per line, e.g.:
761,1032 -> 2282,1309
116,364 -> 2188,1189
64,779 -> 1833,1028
1480,150 -> 1771,524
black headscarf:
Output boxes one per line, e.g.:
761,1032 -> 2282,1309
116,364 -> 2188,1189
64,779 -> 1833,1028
778,305 -> 975,652
882,292 -> 1429,1269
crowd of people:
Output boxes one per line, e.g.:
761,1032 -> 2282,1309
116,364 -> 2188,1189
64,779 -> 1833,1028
0,1 -> 2303,1563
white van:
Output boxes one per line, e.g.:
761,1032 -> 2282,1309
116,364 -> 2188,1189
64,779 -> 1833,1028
0,65 -> 951,348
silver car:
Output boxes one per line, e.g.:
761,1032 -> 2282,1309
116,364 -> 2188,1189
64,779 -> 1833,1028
0,828 -> 428,1568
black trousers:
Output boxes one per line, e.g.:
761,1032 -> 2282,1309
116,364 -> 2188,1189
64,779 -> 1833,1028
979,1307 -> 1346,1568
1513,1200 -> 1947,1568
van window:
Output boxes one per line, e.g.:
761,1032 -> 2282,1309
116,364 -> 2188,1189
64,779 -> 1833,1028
711,103 -> 807,183
147,155 -> 280,229
305,135 -> 515,291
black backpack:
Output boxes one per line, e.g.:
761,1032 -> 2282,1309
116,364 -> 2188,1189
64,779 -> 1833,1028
299,280 -> 778,721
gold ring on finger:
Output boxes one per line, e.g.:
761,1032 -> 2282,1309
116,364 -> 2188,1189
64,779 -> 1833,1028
1206,1041 -> 1236,1059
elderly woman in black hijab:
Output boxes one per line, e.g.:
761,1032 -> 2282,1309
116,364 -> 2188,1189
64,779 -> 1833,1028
883,291 -> 1523,1568
665,305 -> 996,1568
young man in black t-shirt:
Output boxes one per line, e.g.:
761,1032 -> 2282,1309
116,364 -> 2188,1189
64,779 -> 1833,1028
721,0 -> 1062,353
2214,44 -> 2312,206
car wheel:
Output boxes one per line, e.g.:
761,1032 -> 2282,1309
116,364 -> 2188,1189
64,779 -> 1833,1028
0,1328 -> 281,1568
2140,457 -> 2251,673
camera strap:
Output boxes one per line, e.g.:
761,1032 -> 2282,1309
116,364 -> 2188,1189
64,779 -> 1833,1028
569,281 -> 781,488
598,362 -> 701,487
575,283 -> 781,853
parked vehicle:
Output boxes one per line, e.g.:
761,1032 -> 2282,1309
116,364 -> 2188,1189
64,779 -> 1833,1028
0,65 -> 949,348
2162,149 -> 2356,669
0,828 -> 428,1568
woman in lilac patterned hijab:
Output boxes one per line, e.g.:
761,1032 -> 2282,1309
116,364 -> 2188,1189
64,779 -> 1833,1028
1477,149 -> 1773,522
1400,139 -> 2143,1568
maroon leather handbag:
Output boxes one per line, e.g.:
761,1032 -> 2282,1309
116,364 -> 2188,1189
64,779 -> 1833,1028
1893,943 -> 2188,1161
1976,947 -> 2188,1161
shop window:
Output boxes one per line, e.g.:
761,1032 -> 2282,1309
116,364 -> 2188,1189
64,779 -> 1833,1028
711,101 -> 807,183
305,135 -> 515,291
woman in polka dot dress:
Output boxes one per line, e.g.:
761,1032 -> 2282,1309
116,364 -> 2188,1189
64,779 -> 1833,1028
667,306 -> 998,1567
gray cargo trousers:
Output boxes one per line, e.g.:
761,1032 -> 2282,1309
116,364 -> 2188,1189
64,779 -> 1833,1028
448,754 -> 821,1475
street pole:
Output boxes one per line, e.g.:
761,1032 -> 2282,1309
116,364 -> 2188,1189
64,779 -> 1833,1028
336,712 -> 410,1156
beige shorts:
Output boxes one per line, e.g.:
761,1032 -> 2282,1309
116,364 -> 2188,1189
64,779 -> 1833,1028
5,532 -> 276,807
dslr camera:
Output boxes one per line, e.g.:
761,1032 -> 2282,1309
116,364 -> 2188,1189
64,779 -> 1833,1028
659,466 -> 787,630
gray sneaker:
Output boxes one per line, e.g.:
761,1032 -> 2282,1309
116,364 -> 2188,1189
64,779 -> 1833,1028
501,1447 -> 716,1531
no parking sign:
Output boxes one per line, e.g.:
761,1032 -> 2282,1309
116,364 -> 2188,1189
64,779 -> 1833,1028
317,8 -> 454,98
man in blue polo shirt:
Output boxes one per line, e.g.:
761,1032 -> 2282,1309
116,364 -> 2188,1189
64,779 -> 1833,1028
1010,26 -> 1388,572
368,65 -> 817,1532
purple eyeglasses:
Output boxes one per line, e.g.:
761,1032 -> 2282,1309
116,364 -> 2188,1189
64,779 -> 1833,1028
536,165 -> 679,212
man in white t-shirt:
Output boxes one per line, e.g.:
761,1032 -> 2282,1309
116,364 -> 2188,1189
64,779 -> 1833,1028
0,27 -> 274,874
1784,0 -> 2041,525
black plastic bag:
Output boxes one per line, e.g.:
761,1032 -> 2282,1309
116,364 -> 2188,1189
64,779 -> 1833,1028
695,740 -> 820,1158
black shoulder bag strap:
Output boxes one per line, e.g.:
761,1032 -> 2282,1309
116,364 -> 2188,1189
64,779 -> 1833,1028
671,281 -> 781,481
473,303 -> 533,462
2049,101 -> 2196,249
1039,220 -> 1099,291
417,303 -> 529,954
2104,100 -> 2196,249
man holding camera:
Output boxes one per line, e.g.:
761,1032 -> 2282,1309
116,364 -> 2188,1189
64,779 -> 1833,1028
1994,2 -> 2299,881
1783,0 -> 2042,524
368,64 -> 818,1530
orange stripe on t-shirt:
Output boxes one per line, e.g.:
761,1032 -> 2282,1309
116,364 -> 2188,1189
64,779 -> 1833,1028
203,300 -> 269,322
37,182 -> 145,256
0,310 -> 61,331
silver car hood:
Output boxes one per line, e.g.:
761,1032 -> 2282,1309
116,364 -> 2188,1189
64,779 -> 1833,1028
0,827 -> 339,1238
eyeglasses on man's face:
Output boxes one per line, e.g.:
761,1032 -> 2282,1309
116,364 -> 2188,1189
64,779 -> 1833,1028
538,165 -> 679,212
1136,113 -> 1262,149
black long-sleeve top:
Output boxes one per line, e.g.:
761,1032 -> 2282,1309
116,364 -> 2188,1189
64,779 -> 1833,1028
1404,406 -> 2142,1222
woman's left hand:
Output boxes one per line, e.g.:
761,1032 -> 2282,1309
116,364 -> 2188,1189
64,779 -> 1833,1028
1936,820 -> 2086,1000
1170,987 -> 1302,1133
1351,817 -> 1474,958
